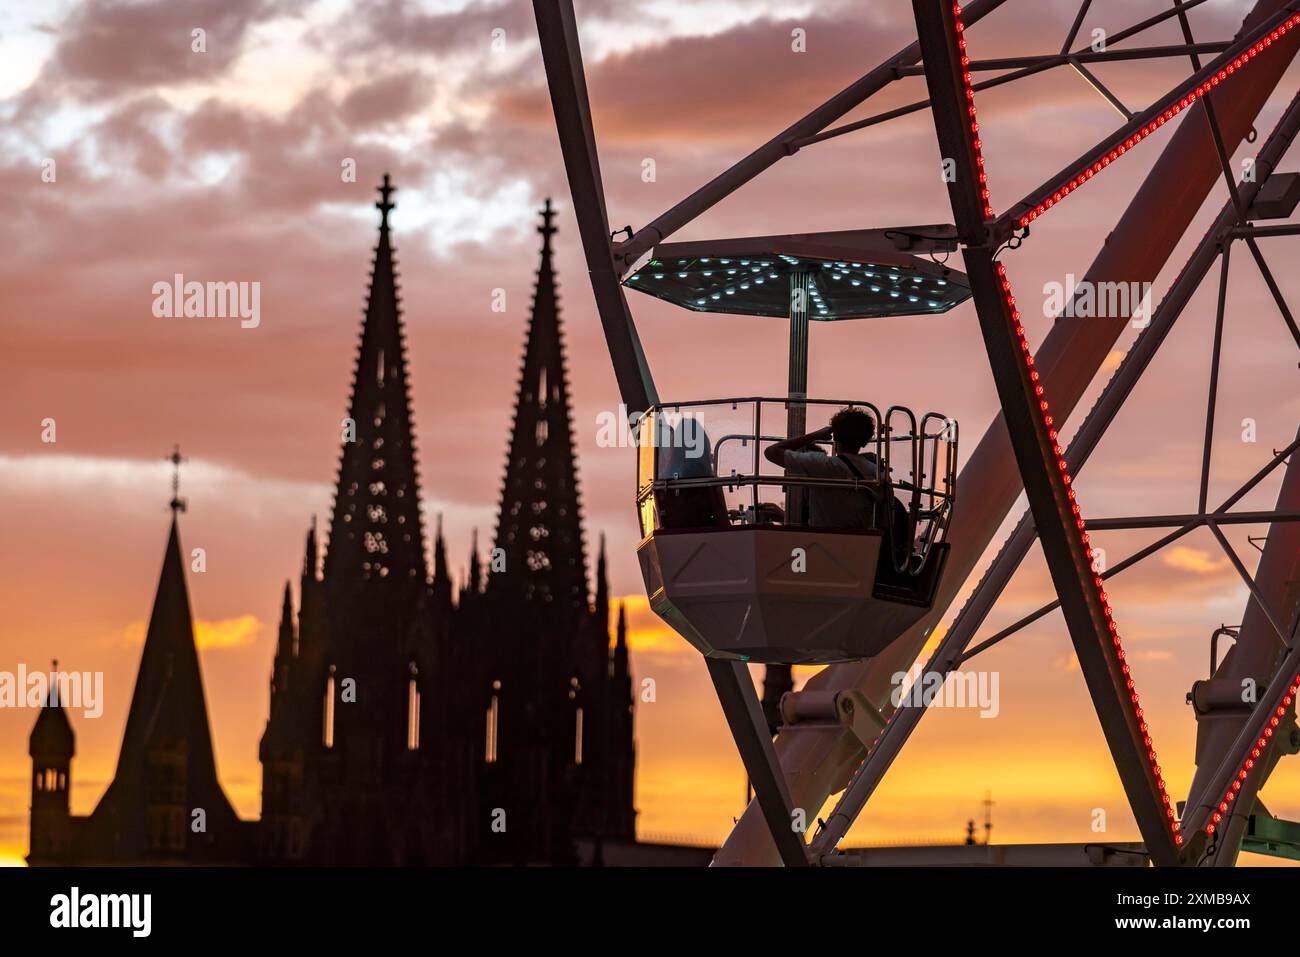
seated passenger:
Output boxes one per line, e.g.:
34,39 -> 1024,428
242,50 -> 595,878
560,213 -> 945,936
655,417 -> 729,529
763,406 -> 882,531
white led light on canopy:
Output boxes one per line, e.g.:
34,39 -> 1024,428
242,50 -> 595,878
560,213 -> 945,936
622,225 -> 972,320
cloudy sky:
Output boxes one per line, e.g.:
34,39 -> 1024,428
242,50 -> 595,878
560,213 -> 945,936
1,0 -> 1299,864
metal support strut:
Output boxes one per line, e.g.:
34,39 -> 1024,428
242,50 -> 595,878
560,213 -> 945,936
705,660 -> 809,867
913,0 -> 1181,863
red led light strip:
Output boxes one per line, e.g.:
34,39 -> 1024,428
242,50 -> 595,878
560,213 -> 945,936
1203,673 -> 1300,836
1016,12 -> 1300,229
988,260 -> 1182,846
952,10 -> 993,220
951,2 -> 1183,846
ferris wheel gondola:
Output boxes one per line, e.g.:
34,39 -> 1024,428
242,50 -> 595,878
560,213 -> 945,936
622,229 -> 965,665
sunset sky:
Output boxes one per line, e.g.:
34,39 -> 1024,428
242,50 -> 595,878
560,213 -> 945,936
2,0 -> 1300,866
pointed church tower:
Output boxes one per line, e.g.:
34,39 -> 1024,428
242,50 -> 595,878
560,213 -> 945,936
473,200 -> 633,864
607,603 -> 637,839
258,526 -> 319,863
270,581 -> 294,702
317,174 -> 435,791
457,529 -> 483,609
114,518 -> 222,789
593,532 -> 609,632
613,602 -> 630,683
432,514 -> 452,612
90,486 -> 246,861
28,666 -> 74,864
489,199 -> 588,616
297,516 -> 323,662
251,190 -> 635,865
260,177 -> 458,865
324,174 -> 428,592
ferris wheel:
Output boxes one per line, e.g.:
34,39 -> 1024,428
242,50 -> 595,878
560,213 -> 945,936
534,0 -> 1300,866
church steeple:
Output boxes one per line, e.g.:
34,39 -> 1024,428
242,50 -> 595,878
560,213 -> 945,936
276,581 -> 295,660
245,192 -> 638,865
270,581 -> 295,705
90,493 -> 242,860
613,602 -> 629,677
302,516 -> 318,584
594,533 -> 609,628
464,528 -> 483,602
490,199 -> 587,614
115,515 -> 222,780
324,174 -> 427,587
29,659 -> 74,864
30,663 -> 74,764
432,513 -> 452,608
291,516 -> 324,666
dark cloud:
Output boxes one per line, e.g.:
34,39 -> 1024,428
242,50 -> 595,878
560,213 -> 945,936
327,0 -> 619,59
0,0 -> 1294,575
37,0 -> 301,101
340,69 -> 433,128
88,94 -> 175,178
495,11 -> 911,146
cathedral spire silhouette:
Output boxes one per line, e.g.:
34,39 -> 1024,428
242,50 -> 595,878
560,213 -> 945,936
29,659 -> 74,862
463,527 -> 483,602
93,482 -> 242,858
30,659 -> 74,772
31,190 -> 637,868
324,173 -> 427,588
432,513 -> 452,609
30,661 -> 74,751
114,485 -> 218,780
271,580 -> 295,700
490,198 -> 587,614
594,532 -> 609,628
277,581 -> 294,654
303,515 -> 318,583
614,601 -> 629,668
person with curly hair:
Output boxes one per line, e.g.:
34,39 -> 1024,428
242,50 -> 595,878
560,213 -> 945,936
763,406 -> 883,530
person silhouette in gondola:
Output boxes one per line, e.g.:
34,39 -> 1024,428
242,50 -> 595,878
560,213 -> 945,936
764,406 -> 883,530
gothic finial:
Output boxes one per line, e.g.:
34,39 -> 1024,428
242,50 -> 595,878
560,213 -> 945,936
595,532 -> 608,607
303,516 -> 318,581
376,174 -> 396,230
167,444 -> 187,514
538,197 -> 556,251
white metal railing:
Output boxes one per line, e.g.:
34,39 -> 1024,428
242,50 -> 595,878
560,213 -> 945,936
633,397 -> 958,571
